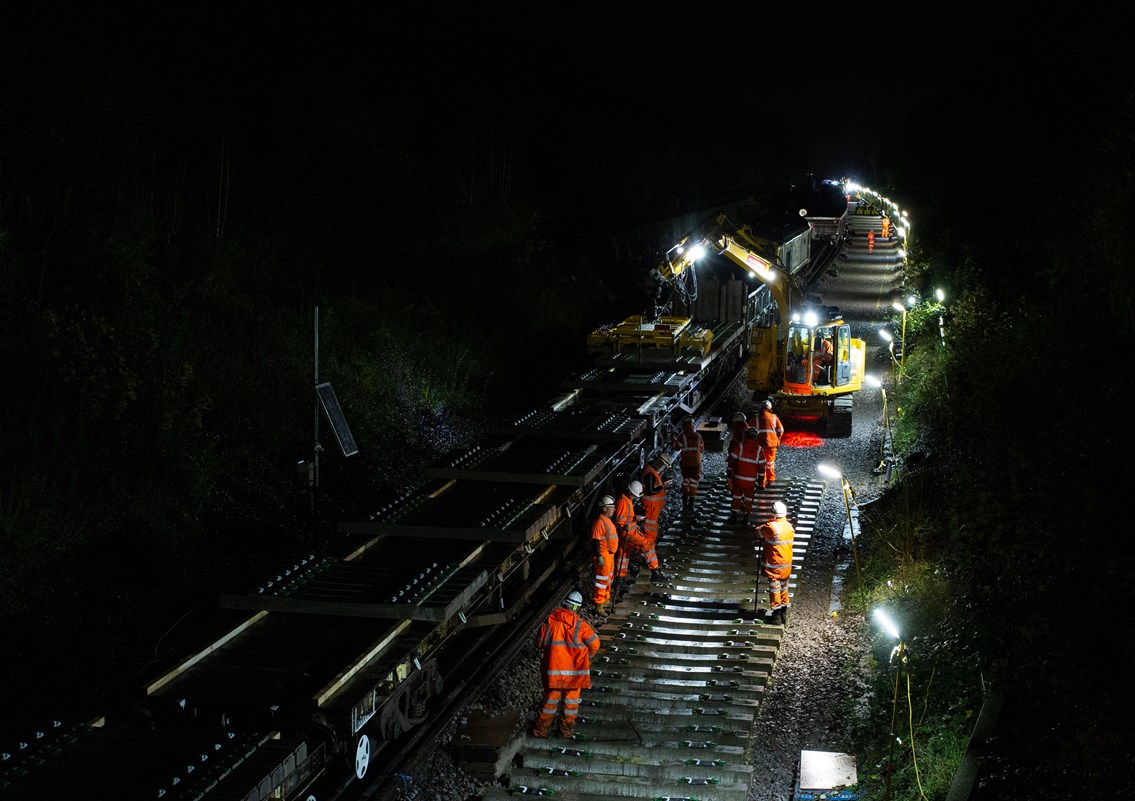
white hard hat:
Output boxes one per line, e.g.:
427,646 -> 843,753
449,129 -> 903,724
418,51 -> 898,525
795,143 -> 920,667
563,590 -> 584,610
733,412 -> 746,422
599,495 -> 615,507
762,399 -> 773,409
773,501 -> 788,517
627,480 -> 643,498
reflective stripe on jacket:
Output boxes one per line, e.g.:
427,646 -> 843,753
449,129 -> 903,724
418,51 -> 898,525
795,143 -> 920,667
615,493 -> 640,537
591,514 -> 618,554
536,608 -> 600,689
759,517 -> 795,570
756,410 -> 783,449
642,464 -> 665,502
733,437 -> 764,482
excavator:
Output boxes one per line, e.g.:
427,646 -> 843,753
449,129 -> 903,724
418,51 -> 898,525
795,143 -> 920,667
650,211 -> 865,435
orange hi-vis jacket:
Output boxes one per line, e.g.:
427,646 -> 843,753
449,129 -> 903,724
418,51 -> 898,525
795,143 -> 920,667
535,607 -> 600,690
591,513 -> 618,555
756,409 -> 783,449
732,436 -> 764,485
678,428 -> 704,469
726,422 -> 749,476
759,517 -> 795,571
614,493 -> 640,539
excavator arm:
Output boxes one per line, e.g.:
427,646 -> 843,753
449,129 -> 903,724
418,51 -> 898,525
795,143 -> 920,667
651,211 -> 798,322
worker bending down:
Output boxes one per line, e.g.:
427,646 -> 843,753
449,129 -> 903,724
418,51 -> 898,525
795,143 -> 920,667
614,480 -> 669,591
758,501 -> 795,626
590,496 -> 618,615
531,590 -> 600,739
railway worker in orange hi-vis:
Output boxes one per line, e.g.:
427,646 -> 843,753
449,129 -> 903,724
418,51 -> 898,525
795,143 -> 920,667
758,501 -> 795,626
867,229 -> 875,253
531,590 -> 601,739
881,216 -> 891,238
674,417 -> 705,514
640,453 -> 672,550
613,480 -> 669,593
754,399 -> 784,488
590,495 -> 618,615
726,412 -> 749,494
729,427 -> 765,525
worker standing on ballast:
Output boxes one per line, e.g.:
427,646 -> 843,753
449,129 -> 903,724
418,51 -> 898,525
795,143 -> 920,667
754,399 -> 784,488
726,412 -> 748,494
730,427 -> 765,525
640,453 -> 672,550
758,501 -> 795,626
590,496 -> 618,615
674,417 -> 705,514
531,589 -> 601,739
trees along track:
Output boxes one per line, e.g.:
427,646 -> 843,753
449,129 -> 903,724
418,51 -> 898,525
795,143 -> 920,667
482,473 -> 821,801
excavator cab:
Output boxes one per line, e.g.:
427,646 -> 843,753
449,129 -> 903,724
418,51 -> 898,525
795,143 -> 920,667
782,321 -> 858,393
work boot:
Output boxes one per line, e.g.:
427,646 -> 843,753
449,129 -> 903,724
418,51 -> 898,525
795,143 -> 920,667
652,569 -> 672,582
558,725 -> 575,740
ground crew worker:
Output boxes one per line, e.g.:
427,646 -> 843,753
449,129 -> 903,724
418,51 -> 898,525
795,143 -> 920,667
881,216 -> 891,238
531,589 -> 601,739
640,453 -> 672,549
730,427 -> 765,525
726,412 -> 748,493
590,495 -> 618,615
674,417 -> 704,513
758,501 -> 795,626
754,399 -> 784,488
614,481 -> 668,591
867,229 -> 875,253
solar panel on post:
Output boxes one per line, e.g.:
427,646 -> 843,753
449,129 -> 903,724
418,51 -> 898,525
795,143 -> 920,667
316,382 -> 359,457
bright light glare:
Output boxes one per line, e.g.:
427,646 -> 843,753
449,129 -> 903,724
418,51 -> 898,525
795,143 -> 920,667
874,608 -> 901,640
803,311 -> 818,328
688,245 -> 706,261
936,288 -> 945,302
879,329 -> 893,342
907,295 -> 917,307
675,245 -> 685,254
864,374 -> 882,388
895,226 -> 907,238
892,301 -> 905,313
817,463 -> 842,480
898,248 -> 906,259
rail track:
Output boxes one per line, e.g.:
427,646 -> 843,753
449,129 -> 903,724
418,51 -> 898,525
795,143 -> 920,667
0,192 -> 902,801
482,475 -> 820,801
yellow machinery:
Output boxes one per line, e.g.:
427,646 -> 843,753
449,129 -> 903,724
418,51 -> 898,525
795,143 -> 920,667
587,314 -> 714,359
653,212 -> 865,435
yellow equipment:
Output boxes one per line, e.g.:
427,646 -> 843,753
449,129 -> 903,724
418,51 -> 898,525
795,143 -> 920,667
654,212 -> 865,435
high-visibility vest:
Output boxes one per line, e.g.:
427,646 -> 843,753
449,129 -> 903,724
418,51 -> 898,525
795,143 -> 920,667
733,437 -> 764,483
536,607 -> 600,689
614,494 -> 640,537
642,464 -> 665,503
679,430 -> 703,467
760,517 -> 795,570
591,514 -> 618,553
756,410 -> 783,449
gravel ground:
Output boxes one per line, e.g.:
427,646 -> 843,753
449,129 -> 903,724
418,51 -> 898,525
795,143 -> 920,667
394,345 -> 895,801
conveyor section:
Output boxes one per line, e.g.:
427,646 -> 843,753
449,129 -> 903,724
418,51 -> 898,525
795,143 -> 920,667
495,407 -> 647,442
338,480 -> 564,545
0,723 -> 317,801
590,319 -> 745,371
424,435 -> 619,487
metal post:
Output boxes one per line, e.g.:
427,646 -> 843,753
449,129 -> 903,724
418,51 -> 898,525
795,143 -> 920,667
897,309 -> 906,384
842,478 -> 866,611
884,640 -> 907,801
313,305 -> 320,518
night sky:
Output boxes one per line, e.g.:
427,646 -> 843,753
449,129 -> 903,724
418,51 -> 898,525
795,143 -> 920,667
6,5 -> 1130,249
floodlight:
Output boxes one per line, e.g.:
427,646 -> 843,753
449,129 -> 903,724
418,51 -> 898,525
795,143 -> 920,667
873,608 -> 901,641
